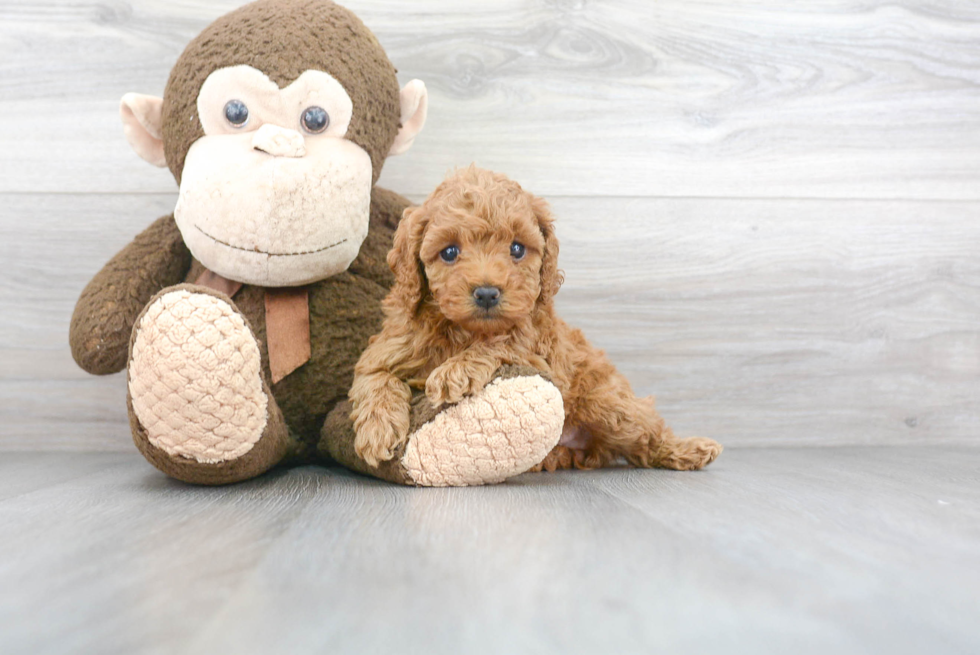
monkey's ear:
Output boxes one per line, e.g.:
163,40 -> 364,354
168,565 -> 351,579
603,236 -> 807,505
389,80 -> 428,157
119,93 -> 167,168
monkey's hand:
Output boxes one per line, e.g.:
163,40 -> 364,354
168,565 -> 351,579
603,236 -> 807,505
70,215 -> 191,375
425,351 -> 501,407
350,371 -> 412,468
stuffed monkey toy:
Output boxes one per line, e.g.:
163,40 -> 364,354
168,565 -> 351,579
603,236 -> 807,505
70,0 -> 564,486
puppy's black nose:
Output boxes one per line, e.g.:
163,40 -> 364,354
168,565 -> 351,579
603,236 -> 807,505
473,286 -> 501,309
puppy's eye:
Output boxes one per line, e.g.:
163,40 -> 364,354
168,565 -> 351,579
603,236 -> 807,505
510,242 -> 526,260
439,245 -> 460,263
224,99 -> 249,127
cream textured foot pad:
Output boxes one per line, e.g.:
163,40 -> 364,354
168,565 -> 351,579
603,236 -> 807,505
129,290 -> 269,463
402,375 -> 564,486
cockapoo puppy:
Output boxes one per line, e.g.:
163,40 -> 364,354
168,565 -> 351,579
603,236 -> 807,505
350,166 -> 722,472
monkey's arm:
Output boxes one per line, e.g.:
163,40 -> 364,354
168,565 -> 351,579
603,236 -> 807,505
70,214 -> 192,375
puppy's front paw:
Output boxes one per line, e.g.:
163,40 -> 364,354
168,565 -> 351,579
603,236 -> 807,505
353,409 -> 409,468
425,360 -> 493,407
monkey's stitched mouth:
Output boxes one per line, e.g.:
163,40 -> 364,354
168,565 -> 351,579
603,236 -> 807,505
194,225 -> 348,257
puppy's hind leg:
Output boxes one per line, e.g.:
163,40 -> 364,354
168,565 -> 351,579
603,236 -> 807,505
629,405 -> 722,471
571,371 -> 722,471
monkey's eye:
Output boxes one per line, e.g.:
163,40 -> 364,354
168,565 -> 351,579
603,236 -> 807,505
223,99 -> 249,127
510,242 -> 526,260
301,106 -> 330,134
439,245 -> 460,263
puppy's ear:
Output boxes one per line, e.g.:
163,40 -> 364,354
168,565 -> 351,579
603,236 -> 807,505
386,205 -> 430,316
531,195 -> 564,304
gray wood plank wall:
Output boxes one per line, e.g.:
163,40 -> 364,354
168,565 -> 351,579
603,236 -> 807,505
1,0 -> 978,450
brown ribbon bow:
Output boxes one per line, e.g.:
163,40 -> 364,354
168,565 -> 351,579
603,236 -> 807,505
195,270 -> 311,384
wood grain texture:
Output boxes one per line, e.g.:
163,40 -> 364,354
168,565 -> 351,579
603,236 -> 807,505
1,0 -> 979,197
550,196 -> 980,446
2,193 -> 977,450
0,448 -> 977,654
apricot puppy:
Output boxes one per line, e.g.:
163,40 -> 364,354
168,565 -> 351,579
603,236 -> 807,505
350,166 -> 722,472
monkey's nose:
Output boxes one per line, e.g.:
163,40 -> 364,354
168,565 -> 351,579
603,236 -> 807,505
251,124 -> 306,158
473,286 -> 501,309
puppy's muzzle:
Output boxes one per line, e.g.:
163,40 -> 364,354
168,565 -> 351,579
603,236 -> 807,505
473,286 -> 501,309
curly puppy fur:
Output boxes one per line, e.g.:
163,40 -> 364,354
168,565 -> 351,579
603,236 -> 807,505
350,166 -> 722,471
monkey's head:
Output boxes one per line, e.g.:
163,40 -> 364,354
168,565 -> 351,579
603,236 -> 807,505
119,0 -> 427,287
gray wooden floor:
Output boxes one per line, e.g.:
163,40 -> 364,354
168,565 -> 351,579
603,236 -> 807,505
1,447 -> 977,654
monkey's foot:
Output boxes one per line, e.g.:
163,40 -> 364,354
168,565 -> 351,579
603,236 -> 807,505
128,285 -> 290,484
322,366 -> 564,487
402,368 -> 564,486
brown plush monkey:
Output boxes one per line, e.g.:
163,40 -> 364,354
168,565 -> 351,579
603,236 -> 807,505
70,0 -> 564,486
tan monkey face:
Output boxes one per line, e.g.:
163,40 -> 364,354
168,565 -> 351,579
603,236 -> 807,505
173,65 -> 373,286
